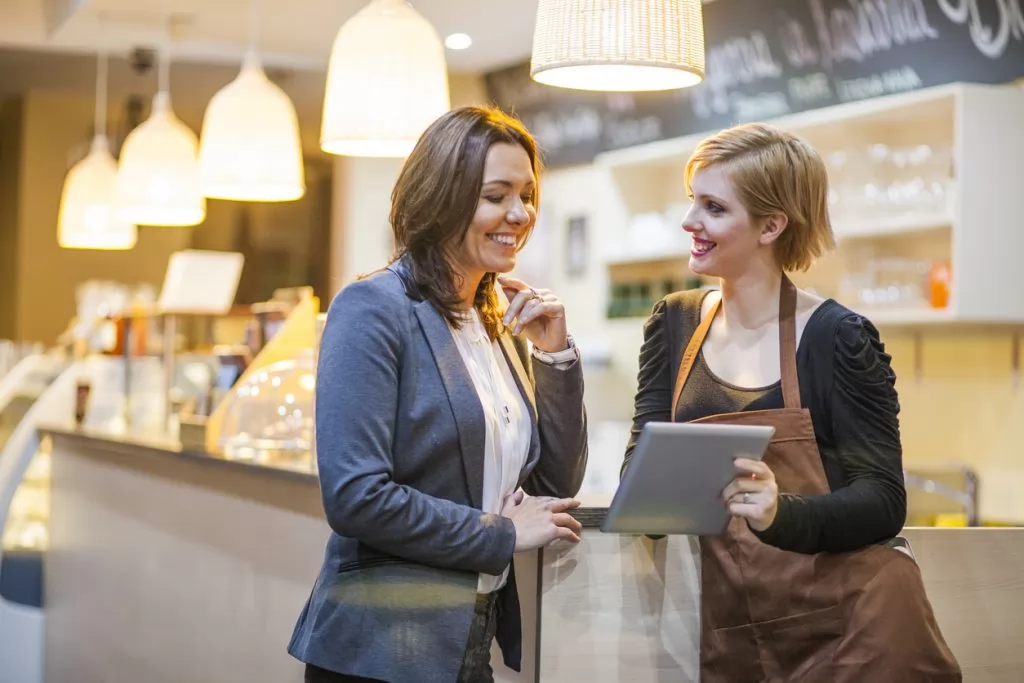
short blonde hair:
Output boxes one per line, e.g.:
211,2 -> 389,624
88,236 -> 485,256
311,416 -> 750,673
684,123 -> 834,272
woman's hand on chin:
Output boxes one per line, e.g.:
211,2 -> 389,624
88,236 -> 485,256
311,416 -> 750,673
498,275 -> 569,353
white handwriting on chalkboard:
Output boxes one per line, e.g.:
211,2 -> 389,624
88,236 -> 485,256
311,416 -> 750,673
781,14 -> 821,67
693,32 -> 784,118
731,91 -> 793,119
936,0 -> 1024,57
835,66 -> 924,100
605,117 -> 664,149
789,72 -> 834,103
527,108 -> 602,152
811,0 -> 940,69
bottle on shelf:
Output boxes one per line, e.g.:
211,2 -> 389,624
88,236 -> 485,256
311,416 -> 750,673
928,260 -> 952,309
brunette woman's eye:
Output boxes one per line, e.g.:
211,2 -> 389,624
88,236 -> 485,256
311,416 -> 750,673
485,195 -> 504,204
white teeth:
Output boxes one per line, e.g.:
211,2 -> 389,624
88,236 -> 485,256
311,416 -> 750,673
489,234 -> 515,246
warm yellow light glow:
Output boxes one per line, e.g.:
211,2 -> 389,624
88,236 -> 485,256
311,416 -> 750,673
320,0 -> 450,158
531,0 -> 706,92
198,53 -> 305,202
58,136 -> 138,250
117,92 -> 206,227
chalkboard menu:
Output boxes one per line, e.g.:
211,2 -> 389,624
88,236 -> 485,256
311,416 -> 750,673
485,0 -> 1024,168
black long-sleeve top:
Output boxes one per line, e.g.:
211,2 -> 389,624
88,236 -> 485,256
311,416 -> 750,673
622,294 -> 908,554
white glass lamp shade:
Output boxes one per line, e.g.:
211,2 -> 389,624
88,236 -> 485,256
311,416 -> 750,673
531,0 -> 706,92
320,0 -> 451,158
58,136 -> 138,250
117,92 -> 206,227
199,55 -> 306,202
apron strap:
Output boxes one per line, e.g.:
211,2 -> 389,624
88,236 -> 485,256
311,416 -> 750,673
671,294 -> 720,422
779,275 -> 801,410
670,275 -> 802,421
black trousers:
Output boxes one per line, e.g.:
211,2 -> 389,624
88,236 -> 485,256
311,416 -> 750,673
304,592 -> 499,683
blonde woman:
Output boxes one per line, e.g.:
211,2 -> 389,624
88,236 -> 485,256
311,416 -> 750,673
623,123 -> 961,682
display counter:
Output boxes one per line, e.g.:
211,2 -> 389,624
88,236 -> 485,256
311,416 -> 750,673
40,427 -> 1024,683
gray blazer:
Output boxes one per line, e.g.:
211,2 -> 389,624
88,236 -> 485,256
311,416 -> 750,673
288,258 -> 589,683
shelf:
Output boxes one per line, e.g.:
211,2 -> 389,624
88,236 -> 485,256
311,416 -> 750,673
588,80 -> 1024,354
833,211 -> 953,240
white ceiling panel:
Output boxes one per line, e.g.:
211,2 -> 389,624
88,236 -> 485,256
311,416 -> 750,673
0,0 -> 541,73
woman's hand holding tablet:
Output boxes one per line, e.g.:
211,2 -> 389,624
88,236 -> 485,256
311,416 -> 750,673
722,458 -> 779,532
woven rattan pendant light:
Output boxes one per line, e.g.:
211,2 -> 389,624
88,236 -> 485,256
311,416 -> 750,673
530,0 -> 706,92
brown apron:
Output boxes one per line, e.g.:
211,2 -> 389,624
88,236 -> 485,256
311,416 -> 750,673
671,277 -> 962,683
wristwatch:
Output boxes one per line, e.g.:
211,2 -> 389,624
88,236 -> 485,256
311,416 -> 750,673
532,334 -> 579,364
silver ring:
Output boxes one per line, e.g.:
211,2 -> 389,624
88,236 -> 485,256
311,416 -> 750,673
529,287 -> 539,300
742,492 -> 751,505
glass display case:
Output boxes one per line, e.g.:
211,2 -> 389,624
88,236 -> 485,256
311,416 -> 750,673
2,440 -> 50,553
218,349 -> 316,472
0,355 -> 65,554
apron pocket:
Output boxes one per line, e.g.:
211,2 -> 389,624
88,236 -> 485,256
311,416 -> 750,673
704,622 -> 762,683
756,604 -> 844,682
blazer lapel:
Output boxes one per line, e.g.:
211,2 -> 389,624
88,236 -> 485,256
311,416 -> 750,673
497,333 -> 536,422
498,333 -> 542,485
413,301 -> 487,510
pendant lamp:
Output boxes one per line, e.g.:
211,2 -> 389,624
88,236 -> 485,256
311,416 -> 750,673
320,0 -> 450,158
198,0 -> 305,201
57,52 -> 137,250
117,46 -> 206,227
530,0 -> 706,92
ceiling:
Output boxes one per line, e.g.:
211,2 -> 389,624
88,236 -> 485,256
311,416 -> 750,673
0,0 -> 541,73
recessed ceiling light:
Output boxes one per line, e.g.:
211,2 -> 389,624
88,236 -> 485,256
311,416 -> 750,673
444,33 -> 472,50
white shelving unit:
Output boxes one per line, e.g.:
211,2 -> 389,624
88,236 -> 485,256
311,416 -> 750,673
595,82 -> 1024,327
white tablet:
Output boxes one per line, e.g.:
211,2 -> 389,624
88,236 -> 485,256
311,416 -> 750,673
601,422 -> 775,536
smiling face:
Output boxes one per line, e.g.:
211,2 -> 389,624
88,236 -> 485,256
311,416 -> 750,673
448,142 -> 537,289
683,163 -> 784,280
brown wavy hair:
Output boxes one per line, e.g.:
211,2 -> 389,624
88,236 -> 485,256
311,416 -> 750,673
389,105 -> 542,339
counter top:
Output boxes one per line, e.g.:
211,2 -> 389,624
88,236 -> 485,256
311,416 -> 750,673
38,424 -> 618,526
40,424 -> 319,486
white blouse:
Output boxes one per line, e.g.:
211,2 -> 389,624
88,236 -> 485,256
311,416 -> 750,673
449,310 -> 533,594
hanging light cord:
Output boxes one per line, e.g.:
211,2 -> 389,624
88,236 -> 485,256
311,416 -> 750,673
94,51 -> 108,138
158,19 -> 172,95
248,0 -> 264,55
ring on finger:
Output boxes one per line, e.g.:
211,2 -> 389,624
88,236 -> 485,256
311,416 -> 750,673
742,492 -> 751,505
